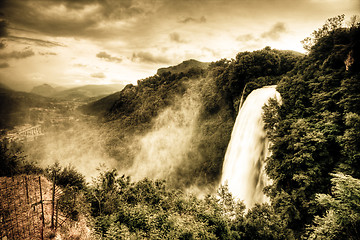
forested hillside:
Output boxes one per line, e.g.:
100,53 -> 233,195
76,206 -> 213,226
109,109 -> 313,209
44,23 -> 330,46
82,46 -> 302,188
77,15 -> 360,239
263,15 -> 360,238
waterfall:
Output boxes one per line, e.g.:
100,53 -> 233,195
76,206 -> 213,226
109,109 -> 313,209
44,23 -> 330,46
220,86 -> 280,208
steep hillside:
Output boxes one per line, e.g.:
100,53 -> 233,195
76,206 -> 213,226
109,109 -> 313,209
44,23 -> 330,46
79,91 -> 122,116
263,19 -> 360,237
82,49 -> 302,187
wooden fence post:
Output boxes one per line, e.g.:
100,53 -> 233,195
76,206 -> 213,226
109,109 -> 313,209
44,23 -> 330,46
39,176 -> 45,240
51,172 -> 56,229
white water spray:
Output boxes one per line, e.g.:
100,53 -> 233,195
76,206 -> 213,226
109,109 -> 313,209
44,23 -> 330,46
221,86 -> 280,208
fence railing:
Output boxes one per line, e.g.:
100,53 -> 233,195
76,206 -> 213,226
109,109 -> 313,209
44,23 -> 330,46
0,175 -> 62,240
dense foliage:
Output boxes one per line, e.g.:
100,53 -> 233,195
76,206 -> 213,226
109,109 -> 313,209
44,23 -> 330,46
81,46 -> 302,189
85,169 -> 291,239
263,16 -> 360,237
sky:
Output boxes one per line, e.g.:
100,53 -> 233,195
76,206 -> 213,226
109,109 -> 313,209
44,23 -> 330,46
0,0 -> 359,91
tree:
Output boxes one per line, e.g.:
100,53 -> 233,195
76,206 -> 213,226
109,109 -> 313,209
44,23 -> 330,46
301,15 -> 345,51
306,173 -> 360,240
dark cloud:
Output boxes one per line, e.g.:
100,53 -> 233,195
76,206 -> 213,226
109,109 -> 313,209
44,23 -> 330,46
39,52 -> 57,56
0,49 -> 35,59
98,0 -> 144,20
169,32 -> 186,43
179,16 -> 206,24
261,22 -> 287,40
132,52 -> 170,64
0,20 -> 8,37
0,40 -> 6,49
91,72 -> 106,78
7,36 -> 65,47
236,34 -> 255,42
0,62 -> 9,68
96,51 -> 122,63
1,0 -> 149,38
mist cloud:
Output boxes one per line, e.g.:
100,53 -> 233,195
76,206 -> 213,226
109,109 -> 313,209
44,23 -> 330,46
24,120 -> 118,181
96,51 -> 122,63
0,49 -> 35,59
91,72 -> 106,78
179,16 -> 206,24
127,83 -> 202,181
0,62 -> 9,68
236,34 -> 255,42
169,32 -> 187,43
261,22 -> 287,40
132,51 -> 171,64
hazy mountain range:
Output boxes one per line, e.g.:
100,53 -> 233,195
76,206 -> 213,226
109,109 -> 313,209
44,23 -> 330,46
31,83 -> 125,100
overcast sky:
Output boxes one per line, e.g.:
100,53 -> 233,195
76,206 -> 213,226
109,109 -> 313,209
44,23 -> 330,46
0,0 -> 359,91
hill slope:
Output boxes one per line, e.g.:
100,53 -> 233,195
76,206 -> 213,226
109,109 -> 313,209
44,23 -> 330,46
157,59 -> 210,75
0,87 -> 55,129
52,84 -> 125,101
82,50 -> 302,187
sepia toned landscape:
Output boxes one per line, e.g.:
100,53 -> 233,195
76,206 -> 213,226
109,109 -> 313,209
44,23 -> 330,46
0,0 -> 360,239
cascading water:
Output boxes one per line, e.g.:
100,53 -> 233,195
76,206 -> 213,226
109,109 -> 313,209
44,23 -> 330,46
220,86 -> 280,208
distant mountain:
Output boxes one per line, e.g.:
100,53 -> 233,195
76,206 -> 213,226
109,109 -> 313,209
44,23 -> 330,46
52,84 -> 125,101
0,82 -> 12,91
157,59 -> 210,75
0,88 -> 54,129
31,84 -> 57,97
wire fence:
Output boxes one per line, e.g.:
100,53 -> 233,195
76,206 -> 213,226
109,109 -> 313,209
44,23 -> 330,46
0,175 -> 63,240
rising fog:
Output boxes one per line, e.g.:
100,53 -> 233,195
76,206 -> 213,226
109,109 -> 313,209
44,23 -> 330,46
126,81 -> 202,182
24,119 -> 118,181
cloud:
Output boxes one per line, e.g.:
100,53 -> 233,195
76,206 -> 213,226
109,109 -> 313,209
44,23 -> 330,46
179,16 -> 206,24
74,63 -> 87,68
91,72 -> 106,78
132,51 -> 171,64
236,34 -> 255,42
0,49 -> 35,59
1,0 -> 151,38
0,20 -> 8,37
39,51 -> 57,56
169,32 -> 186,43
96,51 -> 122,63
0,62 -> 9,68
0,40 -> 6,49
261,22 -> 287,40
7,36 -> 65,47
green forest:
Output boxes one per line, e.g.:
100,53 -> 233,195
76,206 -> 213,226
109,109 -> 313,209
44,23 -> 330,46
1,15 -> 360,239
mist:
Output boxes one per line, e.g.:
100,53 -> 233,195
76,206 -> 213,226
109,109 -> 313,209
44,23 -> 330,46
126,81 -> 202,182
23,119 -> 118,181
